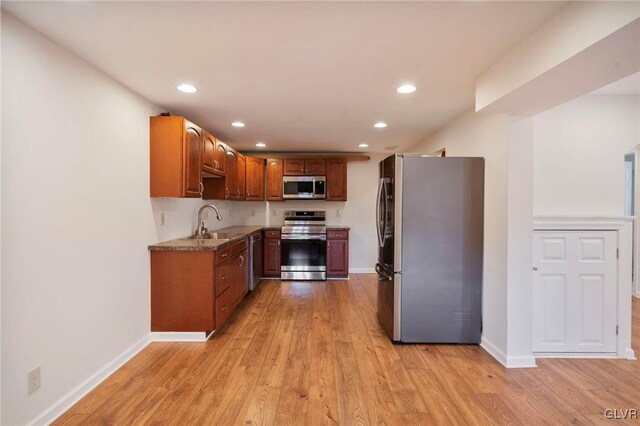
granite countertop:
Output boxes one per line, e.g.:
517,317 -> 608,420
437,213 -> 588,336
149,225 -> 266,252
149,224 -> 350,252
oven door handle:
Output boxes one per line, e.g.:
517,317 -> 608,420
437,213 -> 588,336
281,234 -> 327,241
375,263 -> 393,281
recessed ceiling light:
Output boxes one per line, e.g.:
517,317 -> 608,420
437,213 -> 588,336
231,121 -> 245,128
358,143 -> 369,148
176,84 -> 197,93
397,84 -> 416,94
374,122 -> 388,128
256,142 -> 266,148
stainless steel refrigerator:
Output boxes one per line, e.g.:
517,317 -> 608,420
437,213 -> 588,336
376,154 -> 484,343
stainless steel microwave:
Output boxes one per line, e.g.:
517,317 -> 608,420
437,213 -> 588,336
283,176 -> 326,199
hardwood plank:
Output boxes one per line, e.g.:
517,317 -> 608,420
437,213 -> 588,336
53,277 -> 640,426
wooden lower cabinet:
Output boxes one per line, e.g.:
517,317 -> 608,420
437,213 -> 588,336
150,239 -> 249,333
327,229 -> 349,278
263,230 -> 281,277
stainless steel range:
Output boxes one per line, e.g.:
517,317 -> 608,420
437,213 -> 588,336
281,211 -> 327,280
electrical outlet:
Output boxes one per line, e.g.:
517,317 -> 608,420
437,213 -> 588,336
250,209 -> 256,217
337,210 -> 343,217
160,212 -> 165,226
27,367 -> 40,394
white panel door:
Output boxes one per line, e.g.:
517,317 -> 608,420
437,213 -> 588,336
533,231 -> 617,353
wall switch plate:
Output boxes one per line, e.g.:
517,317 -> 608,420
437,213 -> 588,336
160,212 -> 165,226
337,210 -> 343,217
27,367 -> 40,394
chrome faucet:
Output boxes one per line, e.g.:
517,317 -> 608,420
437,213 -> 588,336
196,204 -> 223,237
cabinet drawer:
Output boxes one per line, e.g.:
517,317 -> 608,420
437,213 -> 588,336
215,239 -> 248,264
215,287 -> 234,329
327,230 -> 349,240
215,262 -> 232,297
264,230 -> 281,239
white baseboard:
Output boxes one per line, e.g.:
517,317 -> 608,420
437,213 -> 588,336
624,347 -> 636,360
349,268 -> 375,273
480,337 -> 537,368
149,331 -> 211,342
28,335 -> 151,426
480,337 -> 507,367
505,355 -> 537,368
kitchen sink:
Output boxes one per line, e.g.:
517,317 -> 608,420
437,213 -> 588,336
183,232 -> 243,240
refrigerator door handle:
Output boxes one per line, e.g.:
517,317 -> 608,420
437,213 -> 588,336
375,263 -> 392,281
376,178 -> 385,247
382,178 -> 389,244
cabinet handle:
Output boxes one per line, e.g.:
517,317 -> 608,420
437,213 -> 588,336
225,188 -> 229,198
214,160 -> 219,170
222,274 -> 228,280
222,304 -> 228,311
200,182 -> 204,194
277,241 -> 280,247
239,255 -> 245,266
327,242 -> 330,247
221,253 -> 228,259
237,189 -> 241,196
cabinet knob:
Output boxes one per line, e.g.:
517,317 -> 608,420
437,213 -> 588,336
222,274 -> 228,280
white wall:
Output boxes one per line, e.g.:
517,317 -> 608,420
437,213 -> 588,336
533,94 -> 640,216
233,154 -> 386,272
0,14 -> 233,425
407,110 -> 511,361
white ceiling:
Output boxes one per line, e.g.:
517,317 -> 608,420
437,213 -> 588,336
3,1 -> 567,152
590,72 -> 640,96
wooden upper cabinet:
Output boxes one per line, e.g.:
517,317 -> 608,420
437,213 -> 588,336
283,158 -> 326,176
214,140 -> 227,175
304,159 -> 326,175
283,159 -> 305,176
266,159 -> 283,201
246,157 -> 265,201
150,116 -> 203,198
326,159 -> 347,201
236,153 -> 246,201
226,150 -> 238,200
202,131 -> 217,175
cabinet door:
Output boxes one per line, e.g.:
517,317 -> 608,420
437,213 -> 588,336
326,159 -> 347,201
532,231 -> 617,353
237,153 -> 246,201
246,157 -> 265,201
304,159 -> 326,175
225,150 -> 238,200
237,249 -> 249,302
214,140 -> 227,175
266,159 -> 283,201
202,131 -> 216,175
263,238 -> 281,277
327,239 -> 349,277
184,121 -> 203,197
283,159 -> 305,176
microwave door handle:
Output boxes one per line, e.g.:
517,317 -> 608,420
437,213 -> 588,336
376,178 -> 385,247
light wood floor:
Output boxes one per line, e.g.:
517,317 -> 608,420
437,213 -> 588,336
56,274 -> 639,425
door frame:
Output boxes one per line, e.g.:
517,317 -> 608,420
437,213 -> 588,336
625,145 -> 640,298
533,216 -> 635,360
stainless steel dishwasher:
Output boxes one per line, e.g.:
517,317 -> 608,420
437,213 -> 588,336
248,232 -> 262,290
